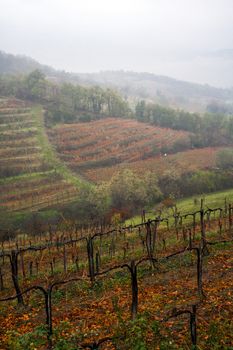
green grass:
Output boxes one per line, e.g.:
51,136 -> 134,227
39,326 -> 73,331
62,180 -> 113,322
0,208 -> 60,230
125,188 -> 233,226
0,104 -> 92,221
175,189 -> 233,213
32,105 -> 91,189
0,170 -> 55,185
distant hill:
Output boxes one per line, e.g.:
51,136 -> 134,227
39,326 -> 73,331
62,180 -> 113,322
78,71 -> 233,112
0,50 -> 81,84
1,50 -> 233,112
0,51 -> 55,76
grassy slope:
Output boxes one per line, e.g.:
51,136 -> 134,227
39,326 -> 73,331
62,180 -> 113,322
33,105 -> 90,188
0,101 -> 90,221
126,188 -> 233,225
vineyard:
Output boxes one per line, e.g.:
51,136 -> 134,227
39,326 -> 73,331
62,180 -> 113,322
0,96 -> 233,349
0,98 -> 79,213
48,118 -> 191,173
48,118 -> 227,184
1,97 -> 231,216
83,147 -> 226,183
0,200 -> 232,349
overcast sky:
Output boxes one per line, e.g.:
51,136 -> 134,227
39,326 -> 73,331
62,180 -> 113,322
1,0 -> 233,87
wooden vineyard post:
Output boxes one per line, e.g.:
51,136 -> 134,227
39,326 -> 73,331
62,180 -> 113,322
194,246 -> 204,299
188,229 -> 192,249
218,214 -> 223,237
128,258 -> 157,320
63,245 -> 67,273
20,252 -> 26,278
224,197 -> 227,216
94,257 -> 156,320
86,236 -> 95,285
182,227 -> 187,243
167,304 -> 198,348
193,214 -> 196,241
109,238 -> 115,258
179,216 -> 183,237
228,204 -> 232,234
10,250 -> 24,305
95,252 -> 100,274
146,220 -> 156,267
50,262 -> 54,276
141,209 -> 146,223
200,201 -> 209,256
130,260 -> 138,320
207,211 -> 211,230
200,201 -> 206,245
223,198 -> 227,232
162,238 -> 166,250
152,220 -> 159,256
99,234 -> 103,258
174,214 -> 179,240
138,227 -> 145,253
0,267 -> 4,291
53,257 -> 56,269
190,305 -> 197,347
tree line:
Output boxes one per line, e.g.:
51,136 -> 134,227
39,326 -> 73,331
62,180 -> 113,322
64,167 -> 233,225
1,70 -> 233,149
2,165 -> 233,234
0,70 -> 131,125
135,100 -> 233,147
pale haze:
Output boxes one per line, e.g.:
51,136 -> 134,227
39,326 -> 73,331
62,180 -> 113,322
1,0 -> 233,87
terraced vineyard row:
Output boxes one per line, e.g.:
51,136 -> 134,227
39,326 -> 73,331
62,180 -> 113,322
49,118 -> 226,183
48,118 -> 191,174
0,98 -> 79,213
84,147 -> 226,183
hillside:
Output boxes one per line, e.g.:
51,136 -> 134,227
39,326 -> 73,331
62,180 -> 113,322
0,71 -> 233,226
81,147 -> 227,184
0,51 -> 56,77
78,71 -> 233,111
48,118 -> 228,184
0,97 -> 83,214
1,50 -> 233,112
0,94 -> 231,219
0,51 -> 81,85
48,118 -> 191,173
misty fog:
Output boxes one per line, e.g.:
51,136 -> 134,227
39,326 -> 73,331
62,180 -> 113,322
0,0 -> 233,87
